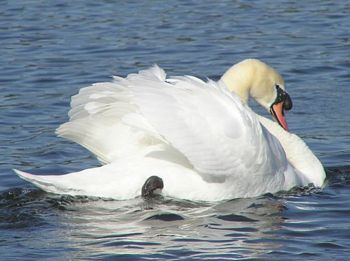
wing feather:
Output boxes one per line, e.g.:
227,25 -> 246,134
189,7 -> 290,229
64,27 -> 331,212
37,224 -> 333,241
57,65 -> 285,185
128,69 -> 274,180
56,75 -> 163,164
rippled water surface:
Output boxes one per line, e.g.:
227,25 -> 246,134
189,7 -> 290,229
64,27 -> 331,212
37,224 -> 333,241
1,1 -> 350,260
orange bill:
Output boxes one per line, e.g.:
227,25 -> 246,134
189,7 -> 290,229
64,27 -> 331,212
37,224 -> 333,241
270,102 -> 288,131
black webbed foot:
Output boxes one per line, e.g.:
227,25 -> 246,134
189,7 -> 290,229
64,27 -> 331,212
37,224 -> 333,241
141,176 -> 164,198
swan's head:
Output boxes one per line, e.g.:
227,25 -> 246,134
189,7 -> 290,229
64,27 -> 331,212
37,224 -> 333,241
221,59 -> 292,130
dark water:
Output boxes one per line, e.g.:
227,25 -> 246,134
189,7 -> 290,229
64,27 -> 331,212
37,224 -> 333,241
1,0 -> 350,260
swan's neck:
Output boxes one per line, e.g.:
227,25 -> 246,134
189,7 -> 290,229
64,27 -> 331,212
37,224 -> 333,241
257,115 -> 326,187
220,64 -> 251,104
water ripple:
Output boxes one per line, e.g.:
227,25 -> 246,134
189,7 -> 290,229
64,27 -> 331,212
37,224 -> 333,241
1,0 -> 350,259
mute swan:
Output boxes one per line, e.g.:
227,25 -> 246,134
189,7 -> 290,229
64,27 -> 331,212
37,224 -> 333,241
14,59 -> 326,201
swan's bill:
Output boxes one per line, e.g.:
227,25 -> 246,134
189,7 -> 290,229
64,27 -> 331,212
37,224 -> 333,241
270,85 -> 292,130
270,102 -> 288,131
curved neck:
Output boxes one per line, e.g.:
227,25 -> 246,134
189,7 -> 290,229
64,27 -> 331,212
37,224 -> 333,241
220,64 -> 252,104
257,115 -> 325,187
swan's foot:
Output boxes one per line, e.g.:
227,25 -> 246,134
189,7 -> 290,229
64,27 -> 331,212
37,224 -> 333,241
141,176 -> 164,198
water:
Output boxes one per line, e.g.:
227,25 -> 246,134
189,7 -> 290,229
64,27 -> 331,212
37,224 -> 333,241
1,0 -> 350,259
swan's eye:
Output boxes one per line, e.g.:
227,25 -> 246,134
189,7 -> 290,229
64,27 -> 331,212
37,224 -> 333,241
272,85 -> 293,110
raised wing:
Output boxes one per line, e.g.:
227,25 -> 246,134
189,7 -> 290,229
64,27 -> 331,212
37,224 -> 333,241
57,65 -> 285,184
56,74 -> 165,164
127,67 -> 279,181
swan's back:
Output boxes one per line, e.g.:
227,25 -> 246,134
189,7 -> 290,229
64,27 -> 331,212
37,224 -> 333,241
56,66 -> 290,195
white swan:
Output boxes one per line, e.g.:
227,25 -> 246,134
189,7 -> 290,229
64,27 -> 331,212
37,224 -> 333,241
14,59 -> 326,201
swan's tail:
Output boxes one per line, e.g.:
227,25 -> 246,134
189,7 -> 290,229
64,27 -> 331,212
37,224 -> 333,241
13,169 -> 80,195
13,163 -> 148,200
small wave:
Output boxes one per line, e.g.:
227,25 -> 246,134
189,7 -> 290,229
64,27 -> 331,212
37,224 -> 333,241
216,214 -> 257,222
326,165 -> 350,188
144,212 -> 184,221
326,165 -> 350,178
0,188 -> 48,229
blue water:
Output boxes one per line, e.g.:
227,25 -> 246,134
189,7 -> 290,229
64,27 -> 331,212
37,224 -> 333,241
1,0 -> 350,260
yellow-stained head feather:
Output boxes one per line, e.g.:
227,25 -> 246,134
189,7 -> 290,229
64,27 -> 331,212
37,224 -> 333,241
221,59 -> 285,109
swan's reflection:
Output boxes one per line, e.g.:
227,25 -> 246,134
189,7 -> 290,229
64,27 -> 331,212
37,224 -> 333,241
56,194 -> 289,259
